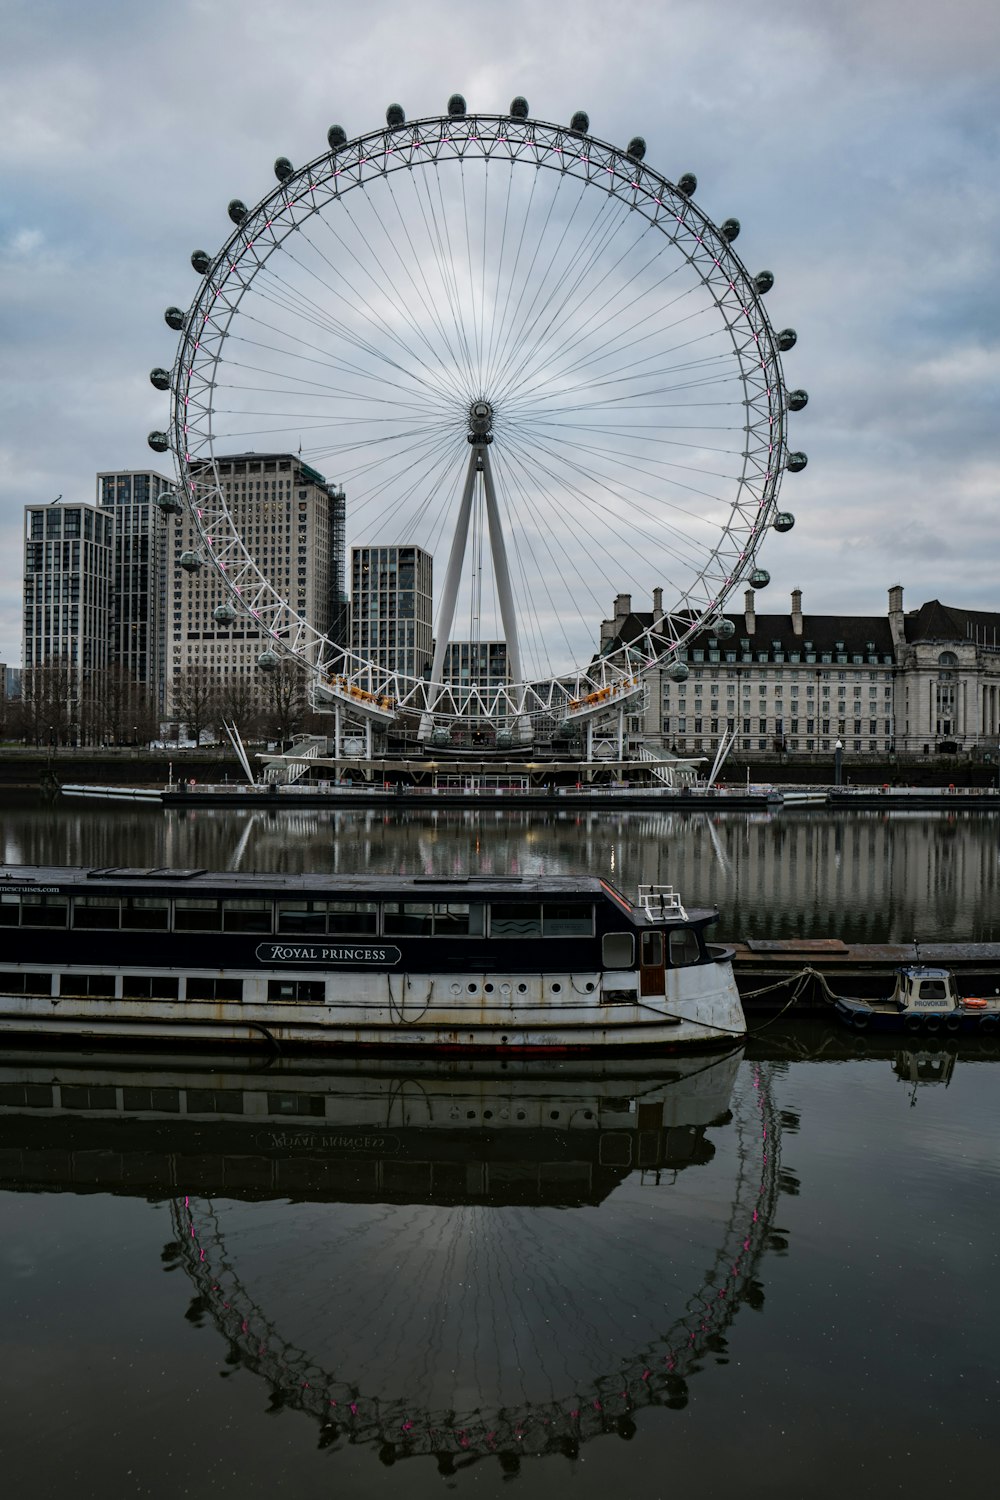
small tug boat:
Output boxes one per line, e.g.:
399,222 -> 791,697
833,965 -> 1000,1035
0,866 -> 745,1053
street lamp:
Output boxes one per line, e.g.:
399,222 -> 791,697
834,738 -> 843,787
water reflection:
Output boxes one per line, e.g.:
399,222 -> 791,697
0,1048 -> 780,1465
2,796 -> 998,942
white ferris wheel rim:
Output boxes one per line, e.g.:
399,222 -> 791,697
161,107 -> 798,729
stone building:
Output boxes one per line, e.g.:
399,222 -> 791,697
602,583 -> 1000,761
167,453 -> 346,709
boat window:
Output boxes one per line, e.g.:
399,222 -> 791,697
641,931 -> 665,967
73,896 -> 121,929
384,901 -> 434,935
542,904 -> 594,936
277,899 -> 328,935
0,895 -> 20,926
384,902 -> 485,936
267,979 -> 326,1004
58,973 -> 116,998
174,898 -> 222,932
19,893 -> 68,928
186,977 -> 243,1002
433,903 -> 485,936
0,971 -> 52,995
602,932 -> 634,968
122,1087 -> 181,1112
669,928 -> 701,967
120,976 -> 180,1000
918,980 -> 948,1001
60,1085 -> 117,1111
326,901 -> 379,936
186,1089 -> 244,1115
490,903 -> 542,937
0,1082 -> 54,1107
222,900 -> 273,933
121,897 -> 169,930
267,1092 -> 326,1117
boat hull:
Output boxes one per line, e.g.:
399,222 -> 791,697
0,961 -> 744,1052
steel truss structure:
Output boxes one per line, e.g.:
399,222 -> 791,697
156,105 -> 804,737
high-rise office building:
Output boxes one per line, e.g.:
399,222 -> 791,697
97,469 -> 170,711
350,545 -> 433,680
167,453 -> 347,708
442,641 -> 509,692
22,501 -> 114,735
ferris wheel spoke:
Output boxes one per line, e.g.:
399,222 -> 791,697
382,172 -> 482,390
247,267 -> 466,410
489,199 -> 677,404
501,428 -> 717,591
277,198 -> 472,404
479,166 -> 584,399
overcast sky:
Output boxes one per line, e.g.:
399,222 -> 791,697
2,0 -> 998,666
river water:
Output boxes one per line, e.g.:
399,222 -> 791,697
1,801 -> 998,1495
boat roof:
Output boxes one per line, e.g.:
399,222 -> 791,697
0,865 -> 718,922
899,965 -> 952,980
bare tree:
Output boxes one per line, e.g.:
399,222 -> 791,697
216,671 -> 264,740
171,665 -> 222,745
261,658 -> 309,743
80,664 -> 158,745
17,663 -> 74,745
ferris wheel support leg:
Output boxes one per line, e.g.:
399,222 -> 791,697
418,448 -> 479,742
480,445 -> 531,745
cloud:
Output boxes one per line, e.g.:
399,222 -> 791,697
0,0 -> 998,665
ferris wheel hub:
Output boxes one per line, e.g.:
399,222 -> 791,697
468,399 -> 494,442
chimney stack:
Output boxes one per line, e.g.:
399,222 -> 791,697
791,588 -> 803,636
744,588 -> 756,635
652,586 -> 664,626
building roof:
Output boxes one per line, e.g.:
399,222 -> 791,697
903,599 -> 1000,647
605,609 -> 894,660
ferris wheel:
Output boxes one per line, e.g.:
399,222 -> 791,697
149,95 -> 807,741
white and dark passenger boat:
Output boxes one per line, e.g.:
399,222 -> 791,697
0,866 -> 745,1052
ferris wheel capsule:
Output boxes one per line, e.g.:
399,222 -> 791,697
191,249 -> 211,274
774,512 -> 795,533
570,111 -> 590,134
327,125 -> 347,150
385,104 -> 405,127
257,650 -> 280,672
164,307 -> 185,331
753,271 -> 774,295
509,96 -> 529,119
669,661 -> 690,682
179,551 -> 203,572
228,199 -> 248,225
148,431 -> 170,453
274,157 -> 294,182
786,451 -> 808,473
714,618 -> 736,639
778,328 -> 798,352
787,389 -> 809,411
149,367 -> 171,391
721,218 -> 741,242
677,173 -> 697,196
748,568 -> 771,589
213,602 -> 238,623
627,137 -> 647,160
155,490 -> 182,515
446,94 -> 466,117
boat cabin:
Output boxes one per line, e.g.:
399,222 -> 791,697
891,967 -> 958,1014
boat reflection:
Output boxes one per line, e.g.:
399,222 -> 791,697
0,1049 -> 780,1468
